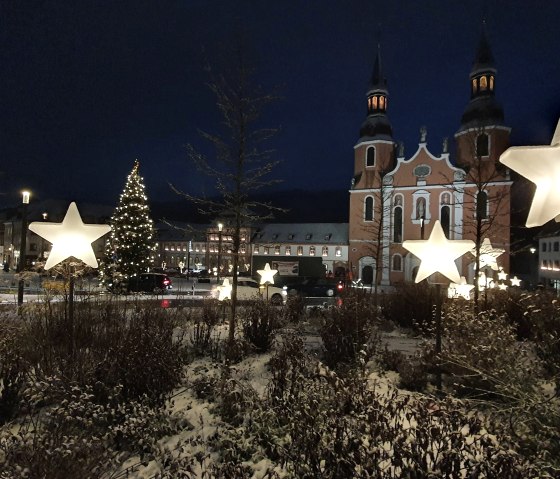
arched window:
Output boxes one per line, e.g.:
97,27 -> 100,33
364,196 -> 374,221
471,78 -> 477,94
372,96 -> 378,109
480,76 -> 487,91
309,246 -> 316,256
416,197 -> 426,220
392,254 -> 402,271
476,190 -> 488,219
379,96 -> 385,110
322,246 -> 328,256
476,133 -> 489,157
489,75 -> 494,91
441,205 -> 451,238
366,146 -> 375,167
393,206 -> 403,243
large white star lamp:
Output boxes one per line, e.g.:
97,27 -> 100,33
28,202 -> 111,270
403,220 -> 474,284
473,238 -> 505,271
257,262 -> 277,285
500,118 -> 560,227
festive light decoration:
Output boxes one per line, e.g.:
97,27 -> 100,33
500,118 -> 560,227
28,202 -> 110,269
477,271 -> 495,290
257,262 -> 277,285
473,238 -> 505,271
217,278 -> 232,301
101,160 -> 156,284
497,267 -> 508,281
510,276 -> 522,287
448,276 -> 475,300
498,283 -> 508,291
403,220 -> 474,284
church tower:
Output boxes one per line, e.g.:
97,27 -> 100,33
348,45 -> 395,283
454,24 -> 512,276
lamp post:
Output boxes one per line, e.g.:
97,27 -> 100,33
17,190 -> 30,307
217,222 -> 223,284
186,240 -> 192,280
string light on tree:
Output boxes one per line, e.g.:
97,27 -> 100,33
100,160 -> 156,287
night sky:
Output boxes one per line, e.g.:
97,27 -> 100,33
1,0 -> 559,209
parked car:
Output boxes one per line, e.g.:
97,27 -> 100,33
211,277 -> 287,305
125,273 -> 173,294
196,269 -> 211,283
286,278 -> 345,298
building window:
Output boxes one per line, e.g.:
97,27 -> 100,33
476,191 -> 488,219
335,247 -> 342,257
297,246 -> 303,256
254,245 -> 260,254
288,234 -> 295,240
393,206 -> 403,243
264,246 -> 270,255
554,242 -> 559,252
379,96 -> 385,110
441,205 -> 451,239
366,146 -> 375,167
472,78 -> 477,94
364,196 -> 374,221
542,242 -> 547,252
322,246 -> 328,256
309,246 -> 316,256
555,260 -> 560,270
305,233 -> 312,240
489,75 -> 494,91
480,76 -> 487,91
240,244 -> 246,253
476,133 -> 489,157
274,245 -> 280,255
285,246 -> 291,255
392,254 -> 402,271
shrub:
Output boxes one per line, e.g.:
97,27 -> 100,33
381,281 -> 435,331
283,294 -> 305,324
320,289 -> 380,368
240,300 -> 283,353
189,299 -> 221,357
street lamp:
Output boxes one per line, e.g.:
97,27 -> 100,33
217,222 -> 223,283
186,240 -> 192,280
17,190 -> 30,307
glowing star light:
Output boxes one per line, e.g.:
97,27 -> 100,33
510,276 -> 522,287
217,278 -> 232,301
448,276 -> 475,300
28,202 -> 110,270
500,118 -> 560,227
257,262 -> 277,285
473,238 -> 505,271
403,220 -> 474,284
497,267 -> 508,281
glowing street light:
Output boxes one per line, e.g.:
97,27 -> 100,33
217,277 -> 232,301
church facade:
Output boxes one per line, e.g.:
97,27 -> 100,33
348,32 -> 512,285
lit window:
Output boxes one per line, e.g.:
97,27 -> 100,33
489,76 -> 494,91
240,244 -> 246,253
480,76 -> 487,91
335,247 -> 342,257
285,246 -> 291,255
264,246 -> 270,255
297,246 -> 303,256
472,78 -> 477,94
322,246 -> 328,256
309,246 -> 316,256
372,96 -> 378,109
254,245 -> 260,254
379,96 -> 385,109
274,245 -> 280,255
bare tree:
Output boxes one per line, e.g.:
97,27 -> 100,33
171,46 -> 284,347
451,125 -> 511,311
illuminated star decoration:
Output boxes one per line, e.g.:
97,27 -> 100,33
473,238 -> 505,271
448,276 -> 475,300
257,262 -> 277,285
217,278 -> 232,301
510,276 -> 522,287
498,283 -> 508,291
403,220 -> 474,284
500,118 -> 560,227
478,272 -> 495,290
497,267 -> 508,281
28,202 -> 111,270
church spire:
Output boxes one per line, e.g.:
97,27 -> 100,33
458,22 -> 504,131
359,44 -> 393,140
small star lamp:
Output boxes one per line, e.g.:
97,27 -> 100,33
473,238 -> 505,271
497,267 -> 508,281
257,263 -> 277,285
510,276 -> 522,287
500,118 -> 560,227
217,278 -> 232,301
403,220 -> 474,284
28,202 -> 111,270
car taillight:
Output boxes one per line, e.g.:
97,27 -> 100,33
337,282 -> 344,291
164,279 -> 170,285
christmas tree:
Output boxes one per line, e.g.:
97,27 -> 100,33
101,160 -> 156,288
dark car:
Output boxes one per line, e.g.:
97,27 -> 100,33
286,279 -> 345,298
127,273 -> 173,294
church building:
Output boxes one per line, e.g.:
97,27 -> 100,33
348,30 -> 512,285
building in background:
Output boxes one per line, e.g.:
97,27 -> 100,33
349,30 -> 511,285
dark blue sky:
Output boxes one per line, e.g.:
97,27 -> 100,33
1,0 -> 559,208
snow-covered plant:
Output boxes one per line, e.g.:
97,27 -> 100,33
189,299 -> 221,357
240,299 -> 284,353
380,281 -> 436,331
320,289 -> 381,368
